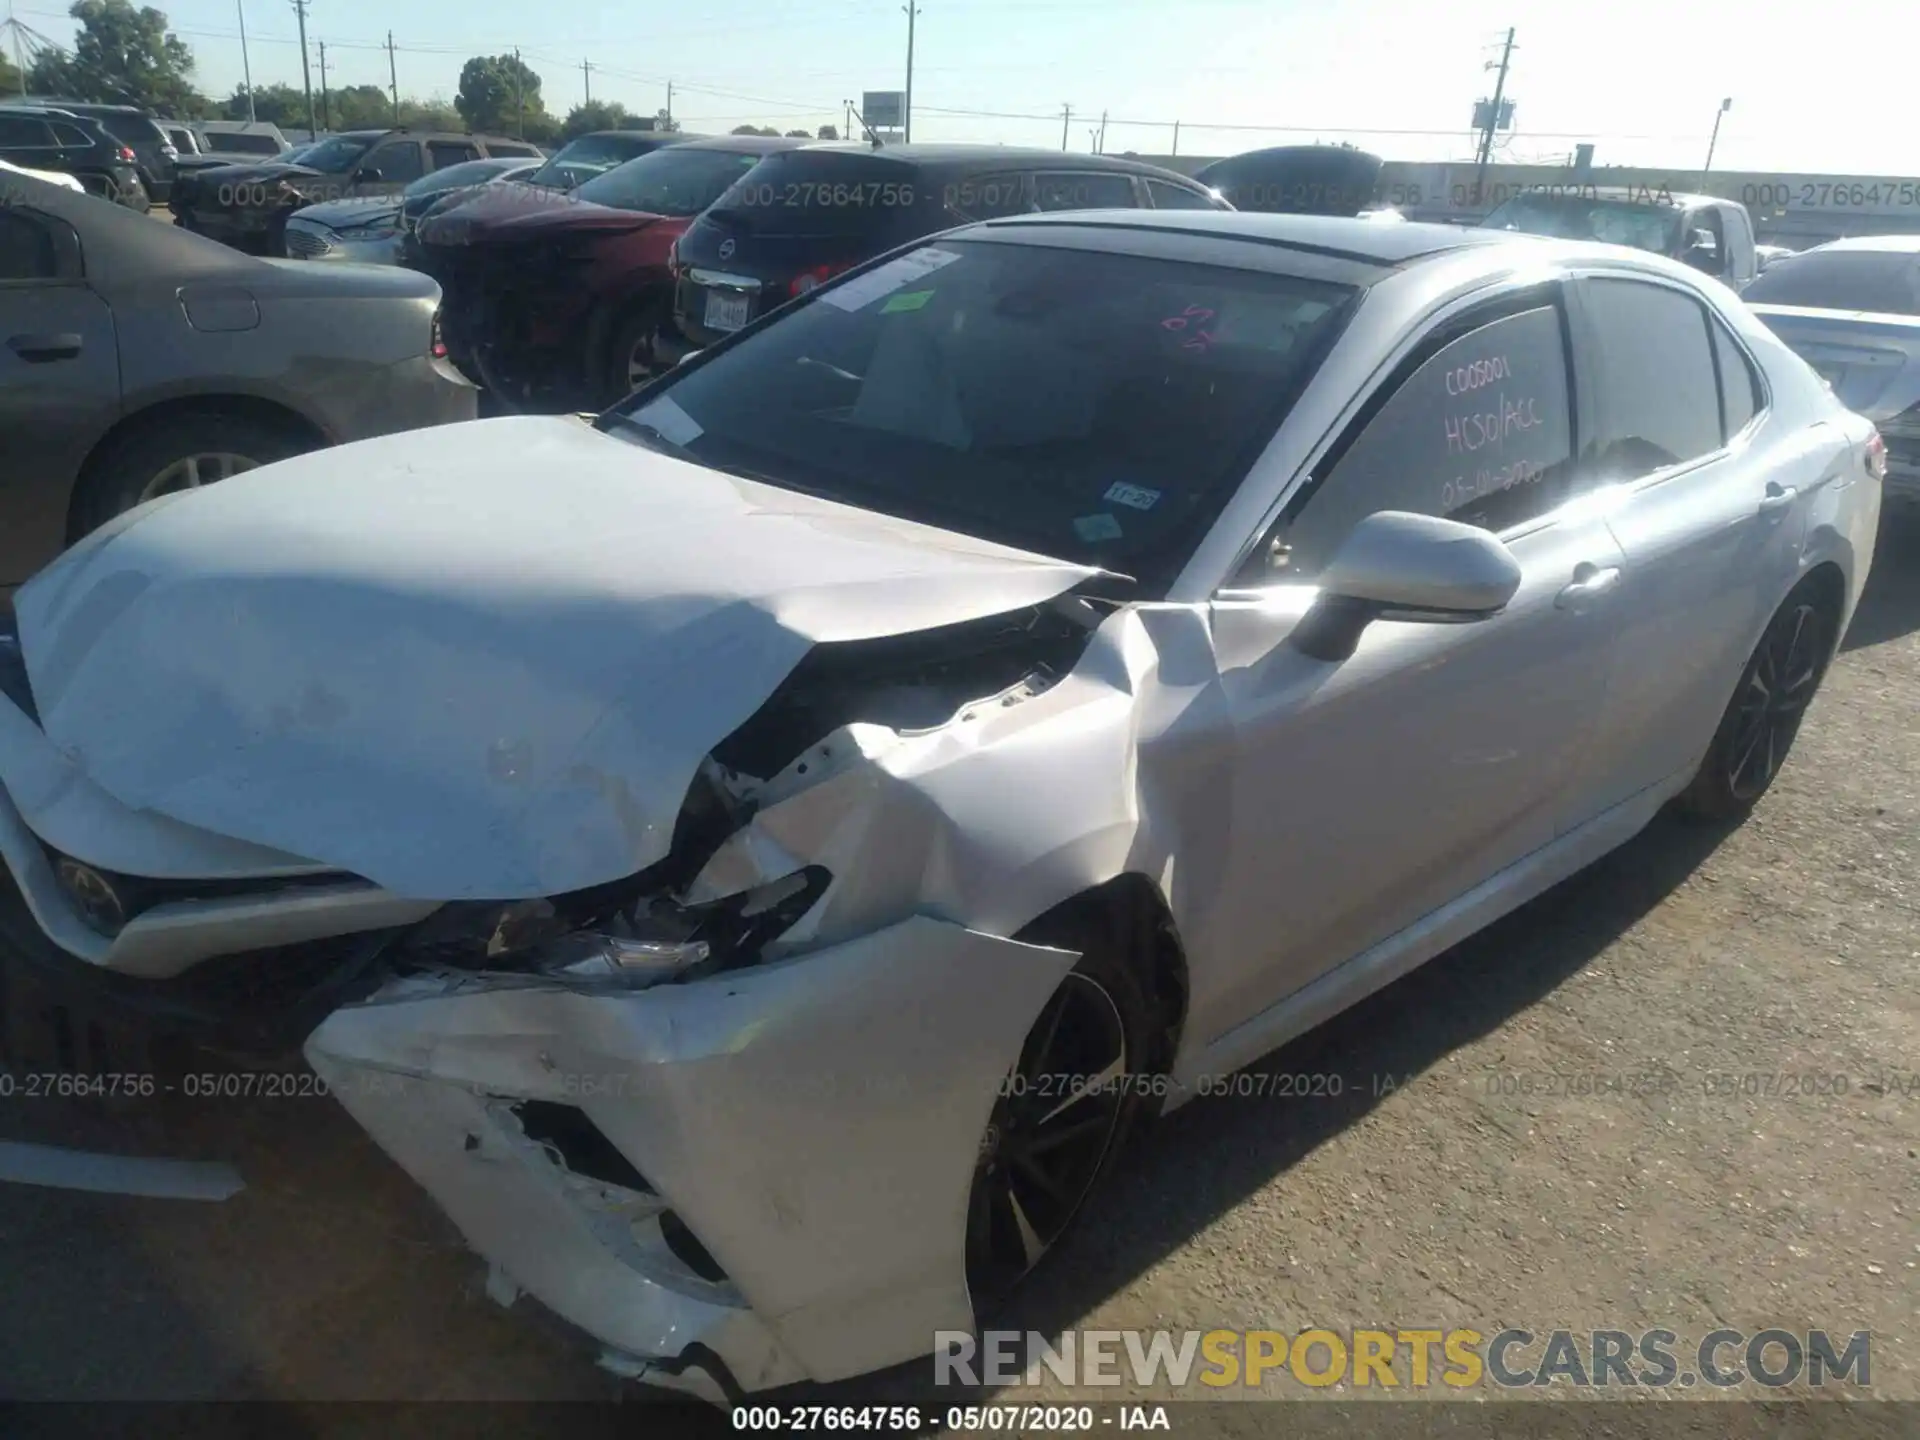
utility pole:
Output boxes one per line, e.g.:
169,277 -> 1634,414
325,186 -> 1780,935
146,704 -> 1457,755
291,0 -> 316,141
1702,96 -> 1732,178
1097,109 -> 1107,155
1060,103 -> 1070,151
237,0 -> 257,120
317,40 -> 330,133
665,80 -> 672,127
901,3 -> 919,143
386,30 -> 399,122
512,46 -> 524,139
581,59 -> 592,105
1171,119 -> 1179,156
1471,26 -> 1516,206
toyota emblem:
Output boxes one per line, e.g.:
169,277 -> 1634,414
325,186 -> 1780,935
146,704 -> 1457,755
718,238 -> 736,260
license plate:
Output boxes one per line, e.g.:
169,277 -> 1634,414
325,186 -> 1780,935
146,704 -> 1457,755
704,290 -> 751,333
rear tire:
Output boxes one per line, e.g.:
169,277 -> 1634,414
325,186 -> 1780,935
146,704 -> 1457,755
1676,582 -> 1837,821
72,411 -> 313,539
601,300 -> 666,409
965,914 -> 1157,1316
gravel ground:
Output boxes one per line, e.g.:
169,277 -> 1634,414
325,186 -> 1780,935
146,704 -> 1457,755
1,512 -> 1916,1417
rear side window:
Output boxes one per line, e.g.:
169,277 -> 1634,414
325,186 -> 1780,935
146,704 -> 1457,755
0,210 -> 58,280
1146,179 -> 1220,210
1585,278 -> 1722,479
1742,249 -> 1920,316
1034,171 -> 1137,211
1275,304 -> 1576,577
488,141 -> 541,158
209,132 -> 280,155
945,172 -> 1031,221
0,116 -> 57,147
52,123 -> 95,148
1711,319 -> 1761,439
428,141 -> 479,170
366,141 -> 423,184
99,113 -> 163,147
712,151 -> 930,236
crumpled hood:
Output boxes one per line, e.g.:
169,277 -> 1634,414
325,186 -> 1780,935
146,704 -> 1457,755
13,416 -> 1094,901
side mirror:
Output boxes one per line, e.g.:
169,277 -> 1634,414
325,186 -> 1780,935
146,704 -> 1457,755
1290,510 -> 1522,662
675,349 -> 702,368
358,166 -> 384,184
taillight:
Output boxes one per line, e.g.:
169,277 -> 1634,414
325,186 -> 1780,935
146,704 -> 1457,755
1865,430 -> 1887,481
789,262 -> 852,298
430,311 -> 447,361
116,146 -> 137,163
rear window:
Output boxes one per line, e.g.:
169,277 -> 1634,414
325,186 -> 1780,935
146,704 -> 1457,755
709,151 -> 931,237
612,237 -> 1356,593
1482,195 -> 1683,253
1742,249 -> 1920,317
572,146 -> 767,216
98,113 -> 164,147
208,132 -> 282,155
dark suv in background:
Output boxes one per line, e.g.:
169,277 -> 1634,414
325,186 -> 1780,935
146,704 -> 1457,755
0,106 -> 148,207
19,99 -> 176,202
657,145 -> 1226,363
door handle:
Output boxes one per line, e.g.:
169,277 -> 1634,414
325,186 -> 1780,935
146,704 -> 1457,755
1758,482 -> 1798,514
7,332 -> 83,362
1555,563 -> 1621,609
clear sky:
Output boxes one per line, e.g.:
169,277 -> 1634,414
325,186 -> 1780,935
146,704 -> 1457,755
11,0 -> 1914,173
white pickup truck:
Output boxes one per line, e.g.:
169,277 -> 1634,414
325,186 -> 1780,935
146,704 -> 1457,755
1744,235 -> 1920,505
1479,187 -> 1759,290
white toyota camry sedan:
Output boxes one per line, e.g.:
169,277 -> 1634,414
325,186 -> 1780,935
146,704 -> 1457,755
0,211 -> 1883,1400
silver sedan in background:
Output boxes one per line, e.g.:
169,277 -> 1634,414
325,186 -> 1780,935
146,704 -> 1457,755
283,157 -> 545,265
0,212 -> 1881,1401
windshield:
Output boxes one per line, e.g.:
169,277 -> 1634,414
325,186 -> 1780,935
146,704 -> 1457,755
605,238 -> 1356,593
1481,195 -> 1683,253
406,158 -> 520,197
1742,249 -> 1920,316
209,131 -> 284,155
573,146 -> 768,216
528,134 -> 656,187
297,134 -> 378,174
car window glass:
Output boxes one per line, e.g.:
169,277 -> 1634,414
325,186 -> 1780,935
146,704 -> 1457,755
366,141 -> 422,184
428,141 -> 478,170
1742,249 -> 1920,316
1711,319 -> 1760,439
52,123 -> 94,148
944,172 -> 1031,221
0,210 -> 57,280
0,116 -> 57,147
1483,195 -> 1683,254
577,147 -> 766,217
1272,305 -> 1576,580
1586,278 -> 1722,480
1034,172 -> 1137,211
99,113 -> 161,147
1145,179 -> 1219,210
620,239 -> 1357,594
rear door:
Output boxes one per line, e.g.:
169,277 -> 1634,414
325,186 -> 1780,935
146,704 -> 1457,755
356,138 -> 422,195
428,139 -> 481,173
0,205 -> 118,587
1568,272 -> 1828,814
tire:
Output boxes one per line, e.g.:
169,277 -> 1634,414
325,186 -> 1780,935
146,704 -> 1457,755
965,912 -> 1158,1315
72,411 -> 313,539
601,300 -> 666,409
1676,582 -> 1838,822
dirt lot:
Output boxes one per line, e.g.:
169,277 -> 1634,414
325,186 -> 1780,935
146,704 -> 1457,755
1,513 -> 1916,1419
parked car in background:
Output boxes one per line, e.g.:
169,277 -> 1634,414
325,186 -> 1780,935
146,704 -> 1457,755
285,157 -> 544,265
520,129 -> 693,191
172,128 -> 537,254
0,156 -> 84,193
195,120 -> 295,158
18,100 -> 177,203
0,168 -> 475,596
160,121 -> 202,156
0,107 -> 147,209
659,144 -> 1228,367
1756,243 -> 1796,272
1191,144 -> 1384,215
412,136 -> 791,410
0,213 -> 1878,1403
1479,188 -> 1758,290
1744,235 -> 1920,506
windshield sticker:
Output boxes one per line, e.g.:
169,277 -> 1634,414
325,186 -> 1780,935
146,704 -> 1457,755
1103,482 -> 1161,511
881,288 -> 937,314
820,246 -> 963,312
631,395 -> 704,446
1074,513 -> 1124,543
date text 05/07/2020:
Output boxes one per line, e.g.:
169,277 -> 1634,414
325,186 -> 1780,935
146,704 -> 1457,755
729,1404 -> 1171,1431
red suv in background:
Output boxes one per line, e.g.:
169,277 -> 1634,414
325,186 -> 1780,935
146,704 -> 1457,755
408,135 -> 799,411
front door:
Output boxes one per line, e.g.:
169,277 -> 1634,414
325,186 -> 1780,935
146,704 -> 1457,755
1190,294 -> 1625,1044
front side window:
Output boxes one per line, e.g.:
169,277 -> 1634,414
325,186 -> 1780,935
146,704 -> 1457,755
1483,195 -> 1684,255
0,116 -> 57,148
1034,172 -> 1138,211
297,134 -> 377,174
608,239 -> 1357,594
1585,278 -> 1722,480
574,147 -> 766,216
428,141 -> 479,171
1146,179 -> 1222,210
1271,304 -> 1577,580
364,141 -> 422,184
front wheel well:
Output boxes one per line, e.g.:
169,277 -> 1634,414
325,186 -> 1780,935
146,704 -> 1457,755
68,396 -> 330,543
1014,874 -> 1190,1096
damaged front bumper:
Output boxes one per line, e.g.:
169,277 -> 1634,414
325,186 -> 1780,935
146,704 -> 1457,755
306,915 -> 1073,1397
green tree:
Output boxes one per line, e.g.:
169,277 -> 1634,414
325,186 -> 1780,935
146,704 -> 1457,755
562,99 -> 629,141
0,46 -> 20,95
455,52 -> 551,137
817,124 -> 837,140
27,0 -> 202,115
729,124 -> 779,137
223,82 -> 304,124
784,129 -> 810,138
329,83 -> 396,130
398,98 -> 463,132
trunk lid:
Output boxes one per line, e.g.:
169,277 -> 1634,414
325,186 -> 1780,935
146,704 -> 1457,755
1748,303 -> 1920,420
